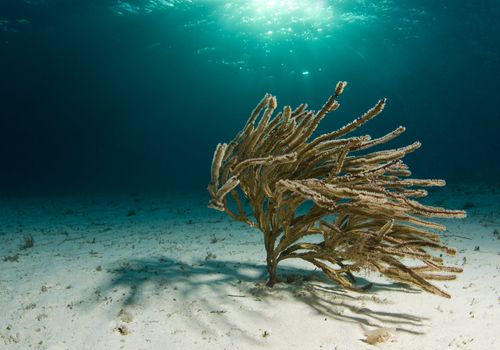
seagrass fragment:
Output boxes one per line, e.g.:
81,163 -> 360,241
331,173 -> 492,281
207,82 -> 466,298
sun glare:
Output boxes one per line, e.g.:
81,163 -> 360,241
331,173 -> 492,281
224,0 -> 334,40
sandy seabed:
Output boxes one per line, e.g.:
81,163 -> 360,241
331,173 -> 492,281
0,184 -> 499,350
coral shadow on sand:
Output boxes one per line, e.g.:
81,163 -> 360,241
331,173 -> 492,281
92,256 -> 427,336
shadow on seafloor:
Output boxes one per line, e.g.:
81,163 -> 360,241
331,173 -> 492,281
90,256 -> 428,339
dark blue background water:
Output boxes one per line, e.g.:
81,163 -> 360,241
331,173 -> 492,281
1,1 -> 499,195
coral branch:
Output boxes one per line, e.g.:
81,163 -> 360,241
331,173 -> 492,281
208,82 -> 466,299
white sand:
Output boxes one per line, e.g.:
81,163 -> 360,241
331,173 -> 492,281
0,184 -> 499,349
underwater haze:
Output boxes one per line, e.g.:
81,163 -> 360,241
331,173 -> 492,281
0,0 -> 499,195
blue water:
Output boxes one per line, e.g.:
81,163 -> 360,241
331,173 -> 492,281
1,1 -> 498,194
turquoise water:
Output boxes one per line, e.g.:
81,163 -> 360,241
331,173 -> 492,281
0,1 -> 498,194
